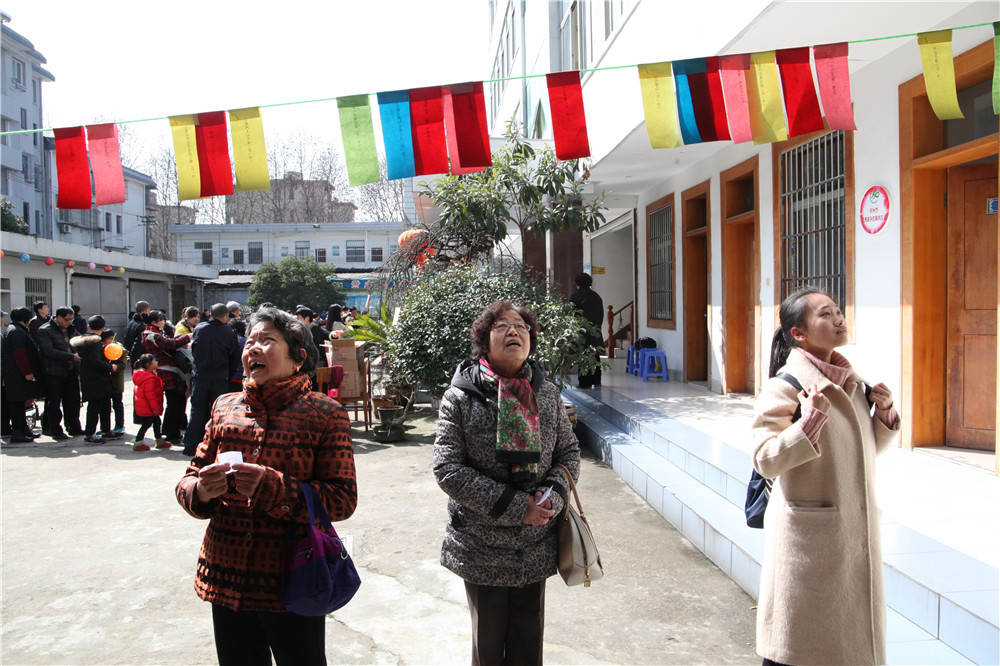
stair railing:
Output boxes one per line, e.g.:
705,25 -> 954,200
605,301 -> 634,359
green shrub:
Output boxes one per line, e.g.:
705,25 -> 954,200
388,265 -> 601,397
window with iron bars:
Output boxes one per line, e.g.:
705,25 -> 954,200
647,200 -> 674,323
24,278 -> 51,309
778,130 -> 847,307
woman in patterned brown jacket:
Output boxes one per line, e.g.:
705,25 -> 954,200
176,307 -> 357,666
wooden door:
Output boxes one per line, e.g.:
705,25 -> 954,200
946,163 -> 998,450
684,231 -> 709,381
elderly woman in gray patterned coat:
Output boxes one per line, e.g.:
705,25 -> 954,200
434,301 -> 580,666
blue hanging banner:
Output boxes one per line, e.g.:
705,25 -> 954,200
377,90 -> 416,180
672,59 -> 705,145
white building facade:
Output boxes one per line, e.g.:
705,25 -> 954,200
491,0 -> 999,462
1,13 -> 55,237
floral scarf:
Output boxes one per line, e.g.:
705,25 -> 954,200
479,358 -> 541,482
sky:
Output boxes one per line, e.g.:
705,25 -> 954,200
4,0 -> 490,155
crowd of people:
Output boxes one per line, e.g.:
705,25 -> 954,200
0,299 -> 359,450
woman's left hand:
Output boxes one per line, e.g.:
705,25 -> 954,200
231,462 -> 266,497
522,491 -> 556,525
869,382 -> 893,410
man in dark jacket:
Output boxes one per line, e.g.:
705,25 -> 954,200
71,305 -> 88,335
28,301 -> 50,340
296,305 -> 329,368
569,272 -> 605,389
36,306 -> 82,440
181,303 -> 241,455
70,315 -> 121,444
2,308 -> 44,442
123,300 -> 150,362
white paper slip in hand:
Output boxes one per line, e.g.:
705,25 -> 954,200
218,450 -> 243,474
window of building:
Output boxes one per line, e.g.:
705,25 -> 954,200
32,79 -> 39,103
194,241 -> 213,265
22,202 -> 29,224
604,0 -> 628,39
20,108 -> 27,130
346,240 -> 365,263
233,249 -> 245,265
12,58 -> 25,88
116,215 -> 122,234
24,278 -> 51,309
370,247 -> 383,263
34,210 -> 40,233
646,194 -> 675,326
248,241 -> 263,264
105,213 -> 112,232
295,240 -> 310,260
0,169 -> 7,196
560,0 -> 583,70
778,130 -> 848,306
22,155 -> 29,181
315,248 -> 327,263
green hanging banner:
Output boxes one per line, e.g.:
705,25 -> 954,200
337,95 -> 380,187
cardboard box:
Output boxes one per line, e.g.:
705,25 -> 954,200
338,370 -> 362,398
326,339 -> 358,365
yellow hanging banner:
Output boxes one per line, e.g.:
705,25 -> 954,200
917,29 -> 964,120
747,51 -> 788,145
169,115 -> 201,201
637,62 -> 684,149
229,107 -> 271,192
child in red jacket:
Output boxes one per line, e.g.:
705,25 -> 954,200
132,354 -> 169,451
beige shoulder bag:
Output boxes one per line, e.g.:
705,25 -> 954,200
553,463 -> 604,587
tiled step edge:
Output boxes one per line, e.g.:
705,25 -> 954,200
565,392 -> 999,666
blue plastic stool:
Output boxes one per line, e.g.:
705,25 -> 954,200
639,349 -> 668,382
626,346 -> 640,375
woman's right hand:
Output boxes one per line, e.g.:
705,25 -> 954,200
195,462 -> 230,503
522,491 -> 556,526
799,384 -> 830,414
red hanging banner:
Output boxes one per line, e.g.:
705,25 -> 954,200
194,111 -> 233,197
775,47 -> 826,137
85,123 -> 126,205
812,43 -> 857,131
53,127 -> 92,209
718,54 -> 753,143
685,57 -> 731,142
443,81 -> 492,175
409,86 -> 449,176
546,71 -> 591,160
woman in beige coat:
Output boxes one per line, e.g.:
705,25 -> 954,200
751,287 -> 899,666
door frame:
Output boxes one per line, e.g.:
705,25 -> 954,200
682,180 -> 712,385
720,156 -> 760,394
899,39 -> 999,473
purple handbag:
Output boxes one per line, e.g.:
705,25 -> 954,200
280,482 -> 361,616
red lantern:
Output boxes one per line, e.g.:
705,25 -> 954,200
398,228 -> 428,251
44,257 -> 54,266
66,260 -> 76,268
104,265 -> 113,273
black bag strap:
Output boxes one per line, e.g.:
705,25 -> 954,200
775,372 -> 803,423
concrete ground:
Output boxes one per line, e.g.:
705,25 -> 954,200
2,399 -> 757,666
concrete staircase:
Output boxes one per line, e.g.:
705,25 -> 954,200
563,386 -> 999,666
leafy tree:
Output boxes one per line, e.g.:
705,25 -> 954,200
1,198 -> 29,235
420,121 -> 607,248
388,264 -> 601,397
247,256 -> 345,312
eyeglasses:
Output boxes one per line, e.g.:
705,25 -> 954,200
492,321 -> 530,334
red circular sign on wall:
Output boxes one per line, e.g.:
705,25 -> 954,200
860,185 -> 890,235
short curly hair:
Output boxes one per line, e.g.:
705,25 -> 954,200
247,307 -> 318,373
469,301 -> 538,361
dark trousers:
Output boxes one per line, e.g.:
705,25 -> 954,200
111,392 -> 124,430
464,580 -> 546,666
7,399 -> 28,435
162,389 -> 186,440
84,397 -> 112,436
1,384 -> 9,435
183,377 -> 232,452
44,372 -> 82,435
135,416 -> 161,441
577,348 -> 603,388
211,604 -> 327,666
